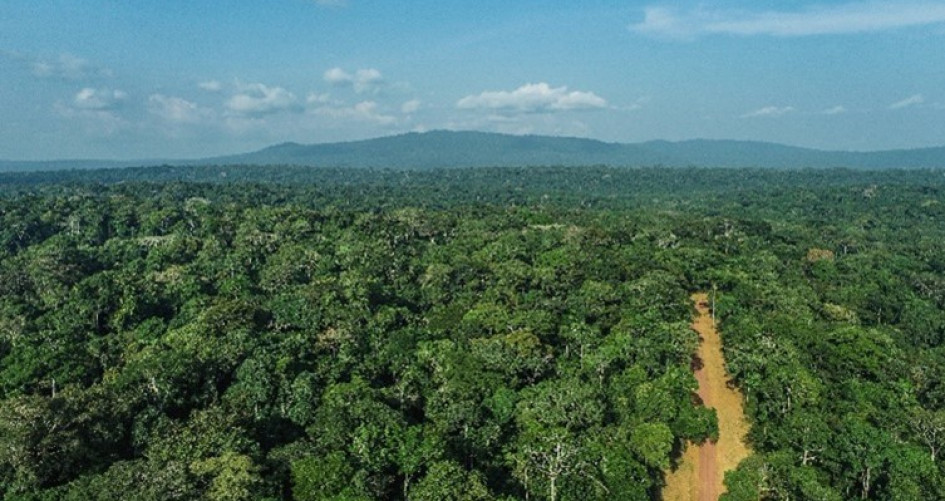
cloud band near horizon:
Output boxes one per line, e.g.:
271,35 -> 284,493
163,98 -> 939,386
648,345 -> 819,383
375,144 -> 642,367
457,83 -> 607,114
631,2 -> 945,39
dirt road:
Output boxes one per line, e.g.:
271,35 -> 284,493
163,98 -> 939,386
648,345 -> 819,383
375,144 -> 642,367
662,293 -> 751,501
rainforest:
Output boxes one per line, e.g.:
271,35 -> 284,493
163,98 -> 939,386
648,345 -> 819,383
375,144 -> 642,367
1,165 -> 944,500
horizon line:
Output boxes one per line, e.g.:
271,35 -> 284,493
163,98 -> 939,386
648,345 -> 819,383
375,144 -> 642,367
2,129 -> 943,164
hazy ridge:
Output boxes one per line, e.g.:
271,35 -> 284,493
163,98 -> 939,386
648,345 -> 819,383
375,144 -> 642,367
2,130 -> 945,172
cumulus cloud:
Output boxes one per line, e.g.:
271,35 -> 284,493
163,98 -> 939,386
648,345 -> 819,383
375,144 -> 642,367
323,67 -> 351,85
71,87 -> 128,110
888,94 -> 924,110
198,80 -> 223,92
456,83 -> 607,114
148,94 -> 211,123
401,99 -> 421,114
225,83 -> 300,116
55,88 -> 128,134
741,106 -> 795,118
323,67 -> 384,93
313,100 -> 397,125
822,105 -> 847,115
631,2 -> 945,39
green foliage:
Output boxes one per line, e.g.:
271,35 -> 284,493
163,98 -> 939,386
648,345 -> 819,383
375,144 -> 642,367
408,460 -> 492,501
291,453 -> 367,501
190,452 -> 262,501
629,422 -> 674,469
2,167 -> 944,499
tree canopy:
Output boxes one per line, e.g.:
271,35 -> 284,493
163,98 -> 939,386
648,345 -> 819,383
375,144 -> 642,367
1,165 -> 943,499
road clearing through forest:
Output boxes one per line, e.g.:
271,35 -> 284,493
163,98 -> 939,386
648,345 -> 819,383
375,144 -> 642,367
662,293 -> 751,501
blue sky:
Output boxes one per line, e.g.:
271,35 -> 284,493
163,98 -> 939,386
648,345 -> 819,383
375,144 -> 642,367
2,0 -> 944,160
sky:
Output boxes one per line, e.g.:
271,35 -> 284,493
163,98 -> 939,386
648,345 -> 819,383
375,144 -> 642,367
2,0 -> 944,160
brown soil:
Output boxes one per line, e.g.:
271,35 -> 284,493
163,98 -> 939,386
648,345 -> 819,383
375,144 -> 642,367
662,293 -> 751,501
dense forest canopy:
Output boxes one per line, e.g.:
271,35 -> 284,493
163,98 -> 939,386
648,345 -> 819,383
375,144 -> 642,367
1,165 -> 944,500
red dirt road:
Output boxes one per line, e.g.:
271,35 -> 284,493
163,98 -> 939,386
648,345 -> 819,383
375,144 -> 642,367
662,293 -> 750,501
695,361 -> 718,501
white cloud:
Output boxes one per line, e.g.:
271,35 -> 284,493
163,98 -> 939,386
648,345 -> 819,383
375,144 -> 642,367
148,94 -> 210,123
631,2 -> 945,39
225,83 -> 300,116
313,100 -> 397,125
323,67 -> 384,93
324,67 -> 351,85
72,87 -> 127,110
631,7 -> 693,39
56,88 -> 128,135
741,106 -> 795,118
198,80 -> 223,92
353,69 -> 382,93
888,94 -> 925,110
34,53 -> 112,79
616,96 -> 651,112
401,99 -> 421,114
2,50 -> 112,80
456,82 -> 607,114
446,111 -> 594,137
306,92 -> 333,105
822,105 -> 847,115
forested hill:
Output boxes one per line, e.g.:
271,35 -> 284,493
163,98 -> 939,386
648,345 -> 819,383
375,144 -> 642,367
3,130 -> 945,172
101,132 -> 945,170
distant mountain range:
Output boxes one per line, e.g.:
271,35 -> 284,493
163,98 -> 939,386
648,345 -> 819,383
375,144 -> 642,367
3,130 -> 945,172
